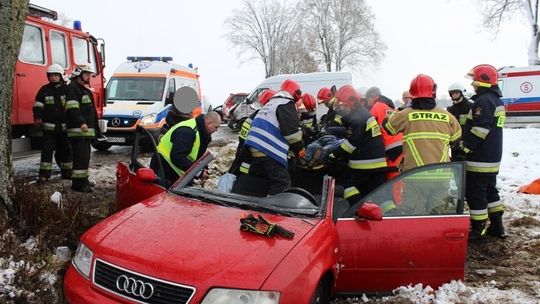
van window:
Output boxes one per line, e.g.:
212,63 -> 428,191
19,24 -> 45,64
50,31 -> 68,68
168,78 -> 176,95
72,36 -> 97,72
106,77 -> 166,101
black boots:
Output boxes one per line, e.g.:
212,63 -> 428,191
487,211 -> 508,239
469,220 -> 487,242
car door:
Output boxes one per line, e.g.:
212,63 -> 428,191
334,162 -> 469,293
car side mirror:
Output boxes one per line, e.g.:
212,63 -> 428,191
136,168 -> 157,182
355,202 -> 382,221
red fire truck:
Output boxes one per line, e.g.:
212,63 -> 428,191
12,4 -> 106,149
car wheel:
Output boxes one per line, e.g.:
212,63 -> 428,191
310,278 -> 331,304
91,141 -> 112,151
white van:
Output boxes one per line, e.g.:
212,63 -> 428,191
228,71 -> 352,130
95,56 -> 202,150
498,66 -> 540,127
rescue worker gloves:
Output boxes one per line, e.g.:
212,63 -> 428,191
240,214 -> 295,239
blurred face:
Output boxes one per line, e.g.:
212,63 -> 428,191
402,92 -> 412,104
450,91 -> 462,101
205,121 -> 220,134
81,71 -> 92,84
48,73 -> 61,83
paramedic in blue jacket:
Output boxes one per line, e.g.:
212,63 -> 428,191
244,79 -> 305,195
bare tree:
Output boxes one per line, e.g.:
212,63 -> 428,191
304,0 -> 386,71
477,0 -> 540,65
0,0 -> 28,222
224,0 -> 315,77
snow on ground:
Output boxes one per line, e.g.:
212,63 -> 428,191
3,128 -> 540,303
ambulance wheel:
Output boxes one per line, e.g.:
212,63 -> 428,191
91,141 -> 112,151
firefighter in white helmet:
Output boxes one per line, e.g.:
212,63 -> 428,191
33,63 -> 73,182
446,82 -> 473,161
65,65 -> 99,192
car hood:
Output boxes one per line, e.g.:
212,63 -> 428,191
92,192 -> 319,289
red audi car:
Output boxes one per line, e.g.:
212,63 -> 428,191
64,134 -> 469,303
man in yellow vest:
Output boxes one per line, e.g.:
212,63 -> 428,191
151,111 -> 221,185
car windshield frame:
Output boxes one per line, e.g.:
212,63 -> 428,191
171,186 -> 321,218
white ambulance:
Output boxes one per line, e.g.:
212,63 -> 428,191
228,71 -> 352,130
94,56 -> 202,151
498,66 -> 540,127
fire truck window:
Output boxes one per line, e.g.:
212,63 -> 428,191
19,24 -> 45,64
72,37 -> 97,72
50,31 -> 68,68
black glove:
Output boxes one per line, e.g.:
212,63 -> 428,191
240,214 -> 295,239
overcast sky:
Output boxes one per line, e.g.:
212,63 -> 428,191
33,0 -> 531,105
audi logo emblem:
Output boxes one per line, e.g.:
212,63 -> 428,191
111,118 -> 121,127
115,275 -> 155,300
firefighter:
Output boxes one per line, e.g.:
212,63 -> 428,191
332,85 -> 387,206
65,65 -> 102,192
244,79 -> 305,195
299,93 -> 318,144
462,64 -> 507,240
446,82 -> 473,161
383,74 -> 461,214
33,63 -> 72,182
317,86 -> 337,129
365,87 -> 403,180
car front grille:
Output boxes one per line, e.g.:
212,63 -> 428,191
93,259 -> 195,304
107,117 -> 139,128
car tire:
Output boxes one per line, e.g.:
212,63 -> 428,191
91,141 -> 112,152
310,277 -> 331,304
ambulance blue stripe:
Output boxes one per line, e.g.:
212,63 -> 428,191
501,97 -> 540,104
156,105 -> 171,122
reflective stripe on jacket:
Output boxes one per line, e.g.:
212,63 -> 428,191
385,107 -> 461,171
157,118 -> 200,176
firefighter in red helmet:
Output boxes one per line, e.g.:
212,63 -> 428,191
332,85 -> 387,206
239,80 -> 305,195
299,93 -> 319,143
383,74 -> 461,214
462,64 -> 507,240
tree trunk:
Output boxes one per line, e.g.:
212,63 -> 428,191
0,0 -> 28,223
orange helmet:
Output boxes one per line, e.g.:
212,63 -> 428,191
302,93 -> 317,112
281,79 -> 302,100
258,89 -> 276,106
467,64 -> 498,88
409,74 -> 436,99
317,87 -> 333,103
335,85 -> 360,108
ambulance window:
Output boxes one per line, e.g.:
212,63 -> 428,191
19,24 -> 45,65
72,37 -> 97,72
50,31 -> 68,68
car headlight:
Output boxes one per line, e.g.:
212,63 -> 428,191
139,114 -> 156,126
201,288 -> 280,304
72,242 -> 93,279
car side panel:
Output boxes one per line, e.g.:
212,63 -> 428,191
334,215 -> 469,293
261,219 -> 339,304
